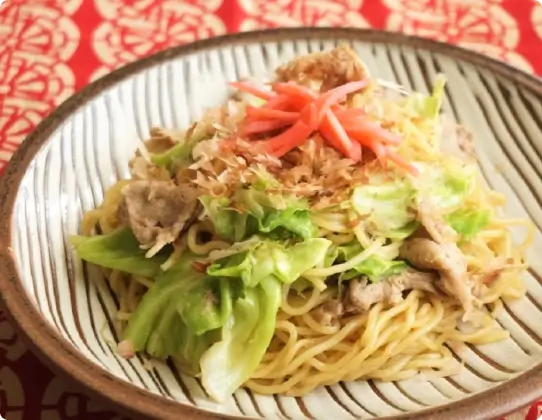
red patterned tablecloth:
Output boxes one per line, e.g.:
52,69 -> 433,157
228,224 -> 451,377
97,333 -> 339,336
1,0 -> 542,419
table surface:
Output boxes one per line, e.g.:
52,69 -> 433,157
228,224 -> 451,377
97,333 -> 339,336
1,0 -> 542,419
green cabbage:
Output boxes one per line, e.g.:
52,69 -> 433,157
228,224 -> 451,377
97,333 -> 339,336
416,161 -> 476,209
207,239 -> 332,287
200,191 -> 318,241
340,259 -> 408,281
351,178 -> 417,239
121,253 -> 204,359
177,276 -> 237,336
151,133 -> 201,169
199,196 -> 250,242
258,207 -> 317,239
404,75 -> 446,120
446,208 -> 491,239
121,253 -> 242,376
70,228 -> 167,277
174,327 -> 216,376
119,235 -> 330,400
200,275 -> 281,402
234,189 -> 316,238
350,160 -> 475,238
335,242 -> 408,281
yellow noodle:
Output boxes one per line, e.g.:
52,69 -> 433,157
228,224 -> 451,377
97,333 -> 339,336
81,120 -> 532,399
310,216 -> 352,233
326,232 -> 355,245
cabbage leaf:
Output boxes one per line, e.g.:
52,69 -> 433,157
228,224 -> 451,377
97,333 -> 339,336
446,208 -> 491,239
200,275 -> 281,401
351,178 -> 417,239
207,238 -> 331,287
70,228 -> 167,277
121,253 -> 203,358
200,191 -> 318,241
335,242 -> 408,281
403,75 -> 446,120
416,161 -> 476,209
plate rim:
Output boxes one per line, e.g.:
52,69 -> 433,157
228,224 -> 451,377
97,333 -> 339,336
0,27 -> 541,420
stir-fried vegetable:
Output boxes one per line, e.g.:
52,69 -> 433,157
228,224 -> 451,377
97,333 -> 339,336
200,276 -> 282,401
207,239 -> 332,287
447,209 -> 492,239
70,229 -> 168,277
114,237 -> 329,401
200,191 -> 319,241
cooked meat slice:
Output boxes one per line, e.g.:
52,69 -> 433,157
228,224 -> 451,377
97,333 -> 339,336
118,180 -> 198,255
276,44 -> 369,92
344,269 -> 438,313
440,119 -> 477,163
471,258 -> 509,299
311,299 -> 344,327
399,238 -> 465,280
400,238 -> 475,319
477,267 -> 505,285
417,199 -> 458,244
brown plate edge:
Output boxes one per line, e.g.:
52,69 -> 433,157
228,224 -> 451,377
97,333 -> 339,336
0,27 -> 541,420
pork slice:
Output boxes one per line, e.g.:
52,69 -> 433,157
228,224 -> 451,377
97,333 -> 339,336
399,238 -> 463,273
276,44 -> 369,92
471,259 -> 509,298
311,299 -> 344,327
417,199 -> 458,244
118,180 -> 198,255
400,238 -> 474,319
344,269 -> 438,313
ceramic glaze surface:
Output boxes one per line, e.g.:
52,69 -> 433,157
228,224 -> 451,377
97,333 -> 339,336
3,30 -> 542,420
